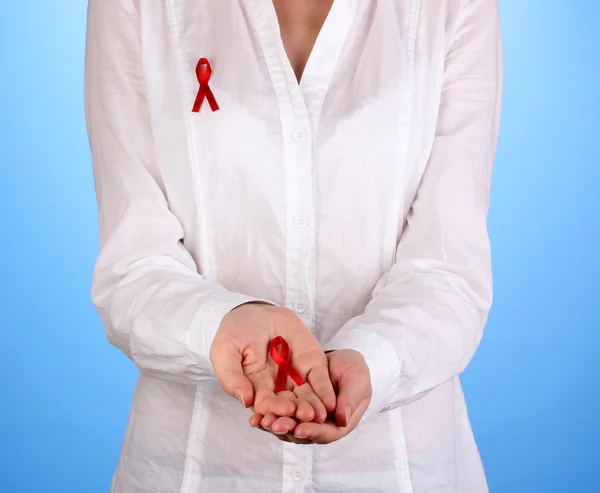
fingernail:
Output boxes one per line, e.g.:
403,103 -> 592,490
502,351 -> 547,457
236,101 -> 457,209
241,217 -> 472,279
235,390 -> 246,407
295,434 -> 308,439
345,406 -> 352,425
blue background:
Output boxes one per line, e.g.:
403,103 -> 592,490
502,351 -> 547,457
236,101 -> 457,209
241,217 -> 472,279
0,1 -> 598,492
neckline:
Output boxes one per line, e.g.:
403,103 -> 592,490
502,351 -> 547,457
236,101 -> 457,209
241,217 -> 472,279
271,0 -> 336,85
251,0 -> 356,126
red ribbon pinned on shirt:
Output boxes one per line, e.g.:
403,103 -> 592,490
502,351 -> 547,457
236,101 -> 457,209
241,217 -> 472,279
269,336 -> 306,392
192,57 -> 219,112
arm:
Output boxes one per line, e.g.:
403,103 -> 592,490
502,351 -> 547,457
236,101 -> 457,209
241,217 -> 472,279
84,0 -> 274,384
324,0 -> 503,421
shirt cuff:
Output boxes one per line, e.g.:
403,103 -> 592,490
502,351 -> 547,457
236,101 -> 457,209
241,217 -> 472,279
190,292 -> 278,364
324,328 -> 401,425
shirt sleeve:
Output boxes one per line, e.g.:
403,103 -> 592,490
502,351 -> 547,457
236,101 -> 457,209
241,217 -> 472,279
323,0 -> 503,422
84,0 -> 276,385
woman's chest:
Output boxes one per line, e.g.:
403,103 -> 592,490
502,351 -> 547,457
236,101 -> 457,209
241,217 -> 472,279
134,0 -> 456,223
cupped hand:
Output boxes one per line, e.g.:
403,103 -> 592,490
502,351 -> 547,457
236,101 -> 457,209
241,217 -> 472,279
249,349 -> 372,444
210,302 -> 336,423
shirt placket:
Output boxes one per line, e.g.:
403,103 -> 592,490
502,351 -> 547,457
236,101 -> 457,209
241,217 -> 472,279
243,3 -> 316,491
280,77 -> 314,493
276,36 -> 317,493
244,1 -> 355,491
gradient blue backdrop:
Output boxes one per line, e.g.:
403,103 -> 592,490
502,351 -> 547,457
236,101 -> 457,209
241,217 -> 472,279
1,1 -> 598,492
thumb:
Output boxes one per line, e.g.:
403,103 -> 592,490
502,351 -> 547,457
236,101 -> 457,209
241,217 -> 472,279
210,341 -> 254,408
334,366 -> 371,427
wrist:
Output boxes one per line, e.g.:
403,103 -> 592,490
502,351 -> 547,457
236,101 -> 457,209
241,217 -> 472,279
324,329 -> 400,424
223,300 -> 275,324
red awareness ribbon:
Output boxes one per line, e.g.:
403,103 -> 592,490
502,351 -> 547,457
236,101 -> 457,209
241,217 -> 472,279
269,336 -> 306,392
192,57 -> 219,113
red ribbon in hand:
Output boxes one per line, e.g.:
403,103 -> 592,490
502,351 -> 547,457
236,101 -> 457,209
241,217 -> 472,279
269,336 -> 306,392
192,57 -> 219,112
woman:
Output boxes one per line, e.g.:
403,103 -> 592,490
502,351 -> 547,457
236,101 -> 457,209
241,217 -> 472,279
84,0 -> 503,491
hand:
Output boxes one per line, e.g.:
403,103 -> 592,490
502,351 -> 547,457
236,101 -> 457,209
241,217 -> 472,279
210,303 -> 336,423
249,349 -> 372,444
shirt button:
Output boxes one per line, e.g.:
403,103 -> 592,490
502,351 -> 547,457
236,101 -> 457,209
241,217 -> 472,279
293,301 -> 307,314
292,127 -> 307,141
293,470 -> 305,482
293,215 -> 309,229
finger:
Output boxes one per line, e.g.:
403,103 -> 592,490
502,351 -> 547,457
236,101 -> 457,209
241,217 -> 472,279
210,341 -> 254,408
293,383 -> 326,423
249,413 -> 264,428
260,413 -> 278,430
275,389 -> 315,423
256,426 -> 292,442
253,423 -> 305,444
307,364 -> 337,414
261,390 -> 313,426
253,387 -> 296,417
290,394 -> 315,423
335,369 -> 371,427
293,420 -> 344,445
269,416 -> 298,435
253,421 -> 312,444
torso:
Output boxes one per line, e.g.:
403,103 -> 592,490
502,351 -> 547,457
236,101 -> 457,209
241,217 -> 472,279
92,1 -> 495,491
272,0 -> 334,82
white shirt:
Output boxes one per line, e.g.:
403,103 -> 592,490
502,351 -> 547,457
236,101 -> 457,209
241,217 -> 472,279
84,0 -> 503,491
